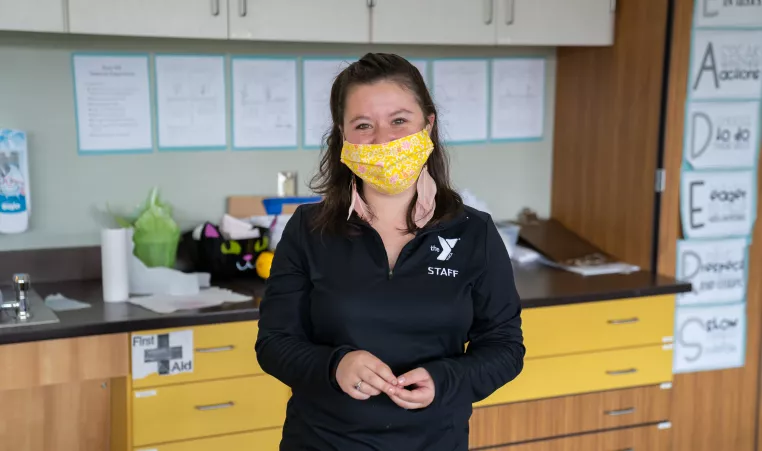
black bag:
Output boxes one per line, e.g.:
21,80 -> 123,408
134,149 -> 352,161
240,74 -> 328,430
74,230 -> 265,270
181,222 -> 270,280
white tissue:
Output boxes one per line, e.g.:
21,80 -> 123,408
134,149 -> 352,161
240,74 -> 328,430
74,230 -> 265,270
44,293 -> 91,311
128,287 -> 251,314
126,228 -> 211,297
248,214 -> 293,250
101,228 -> 130,303
220,214 -> 262,240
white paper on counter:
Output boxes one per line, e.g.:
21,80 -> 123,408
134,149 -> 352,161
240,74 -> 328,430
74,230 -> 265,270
674,303 -> 746,374
680,169 -> 756,238
694,0 -> 762,29
132,329 -> 194,379
689,29 -> 762,100
155,54 -> 227,149
676,238 -> 749,306
232,57 -> 298,149
303,59 -> 352,147
128,287 -> 251,315
684,101 -> 760,169
432,59 -> 489,143
72,54 -> 153,153
491,58 -> 546,140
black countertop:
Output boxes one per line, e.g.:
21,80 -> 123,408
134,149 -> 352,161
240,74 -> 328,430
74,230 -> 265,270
0,264 -> 690,346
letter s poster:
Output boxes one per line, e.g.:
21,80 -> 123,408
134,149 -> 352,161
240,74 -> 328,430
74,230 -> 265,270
674,303 -> 746,374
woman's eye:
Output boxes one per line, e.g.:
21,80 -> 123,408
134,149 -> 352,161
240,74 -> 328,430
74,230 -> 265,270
392,118 -> 407,125
355,123 -> 371,130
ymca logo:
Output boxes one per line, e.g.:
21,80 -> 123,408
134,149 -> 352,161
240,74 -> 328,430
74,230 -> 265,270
431,236 -> 459,261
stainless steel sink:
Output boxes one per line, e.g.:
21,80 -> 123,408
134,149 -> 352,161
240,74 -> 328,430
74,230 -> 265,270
0,278 -> 59,329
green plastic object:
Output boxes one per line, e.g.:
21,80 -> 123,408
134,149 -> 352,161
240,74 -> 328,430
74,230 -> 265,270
115,187 -> 180,268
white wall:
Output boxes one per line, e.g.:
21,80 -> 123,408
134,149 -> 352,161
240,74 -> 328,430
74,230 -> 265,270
0,32 -> 555,251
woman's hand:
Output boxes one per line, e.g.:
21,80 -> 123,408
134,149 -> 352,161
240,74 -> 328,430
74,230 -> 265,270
389,367 -> 435,410
335,350 -> 399,400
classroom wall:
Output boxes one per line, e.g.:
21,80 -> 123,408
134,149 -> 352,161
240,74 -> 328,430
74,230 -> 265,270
0,32 -> 556,251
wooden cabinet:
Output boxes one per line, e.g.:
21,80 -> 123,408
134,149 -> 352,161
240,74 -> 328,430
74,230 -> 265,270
470,384 -> 672,448
496,0 -> 615,46
68,0 -> 229,39
0,0 -> 65,32
489,423 -> 672,450
229,0 -> 369,43
371,0 -> 496,45
0,379 -> 112,451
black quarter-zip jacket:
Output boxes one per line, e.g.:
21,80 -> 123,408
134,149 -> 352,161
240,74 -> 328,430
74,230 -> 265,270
255,203 -> 525,451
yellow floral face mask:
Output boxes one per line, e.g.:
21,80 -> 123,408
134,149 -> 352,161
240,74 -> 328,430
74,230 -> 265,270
340,129 -> 434,196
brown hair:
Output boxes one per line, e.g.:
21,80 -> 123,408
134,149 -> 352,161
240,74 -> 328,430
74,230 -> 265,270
309,52 -> 463,235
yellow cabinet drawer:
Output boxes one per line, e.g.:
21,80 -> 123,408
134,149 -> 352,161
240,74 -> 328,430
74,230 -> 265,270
132,321 -> 262,389
132,375 -> 289,446
134,428 -> 282,451
523,295 -> 675,358
475,344 -> 673,407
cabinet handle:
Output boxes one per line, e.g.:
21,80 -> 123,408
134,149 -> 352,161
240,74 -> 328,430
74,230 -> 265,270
196,345 -> 235,353
608,317 -> 639,325
605,407 -> 636,416
606,368 -> 637,376
483,0 -> 494,25
505,0 -> 514,25
195,401 -> 235,411
615,449 -> 634,451
211,0 -> 220,16
238,0 -> 247,16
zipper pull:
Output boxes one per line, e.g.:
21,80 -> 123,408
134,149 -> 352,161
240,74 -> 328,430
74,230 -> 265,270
388,269 -> 393,280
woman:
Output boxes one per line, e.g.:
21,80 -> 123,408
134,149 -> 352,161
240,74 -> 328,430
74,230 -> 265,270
255,53 -> 525,451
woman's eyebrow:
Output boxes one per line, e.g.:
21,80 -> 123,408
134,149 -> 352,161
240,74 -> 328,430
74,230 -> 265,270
349,115 -> 371,124
389,109 -> 414,116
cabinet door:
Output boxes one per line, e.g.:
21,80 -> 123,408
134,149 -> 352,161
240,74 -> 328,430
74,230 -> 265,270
496,0 -> 614,46
0,0 -> 65,32
68,0 -> 228,39
371,0 -> 496,45
230,0 -> 369,43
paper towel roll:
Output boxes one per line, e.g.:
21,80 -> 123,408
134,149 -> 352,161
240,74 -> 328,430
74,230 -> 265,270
101,228 -> 130,303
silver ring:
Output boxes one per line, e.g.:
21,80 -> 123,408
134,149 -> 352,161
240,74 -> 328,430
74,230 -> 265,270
354,380 -> 363,391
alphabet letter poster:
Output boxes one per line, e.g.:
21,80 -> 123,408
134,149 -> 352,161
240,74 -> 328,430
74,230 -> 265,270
131,329 -> 194,379
680,169 -> 756,238
689,29 -> 762,100
676,238 -> 749,306
684,101 -> 760,169
674,303 -> 746,374
694,0 -> 762,29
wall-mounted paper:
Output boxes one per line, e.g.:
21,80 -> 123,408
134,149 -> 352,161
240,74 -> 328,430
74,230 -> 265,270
689,29 -> 762,100
676,238 -> 749,306
72,54 -> 153,153
680,169 -> 756,238
491,58 -> 545,141
409,59 -> 429,83
673,302 -> 746,374
232,58 -> 298,149
684,101 -> 760,169
155,54 -> 227,150
302,58 -> 352,148
693,0 -> 762,29
432,59 -> 489,143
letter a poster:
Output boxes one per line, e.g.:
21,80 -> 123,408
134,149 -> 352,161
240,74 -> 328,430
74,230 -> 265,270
675,0 -> 761,374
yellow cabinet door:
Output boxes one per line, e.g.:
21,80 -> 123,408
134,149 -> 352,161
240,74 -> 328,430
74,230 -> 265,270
522,295 -> 675,358
475,344 -> 673,407
132,321 -> 262,389
134,429 -> 282,451
132,375 -> 289,446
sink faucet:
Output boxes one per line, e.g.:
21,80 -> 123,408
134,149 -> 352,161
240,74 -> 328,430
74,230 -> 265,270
1,273 -> 32,320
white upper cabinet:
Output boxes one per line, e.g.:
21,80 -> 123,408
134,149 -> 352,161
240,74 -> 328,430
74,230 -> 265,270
68,0 -> 229,39
371,0 -> 497,46
229,0 -> 369,43
0,0 -> 65,32
496,0 -> 615,46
